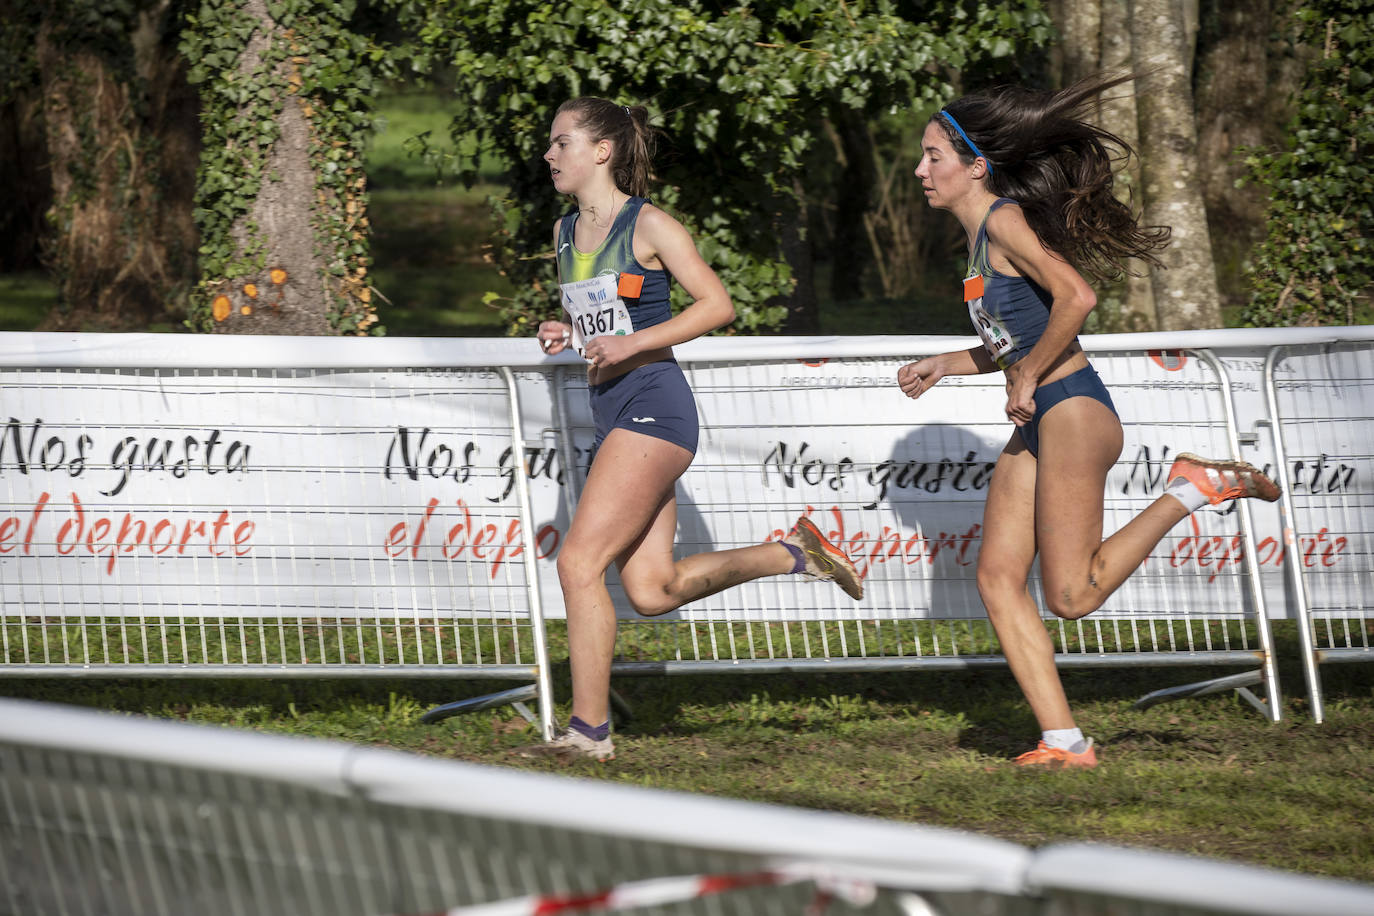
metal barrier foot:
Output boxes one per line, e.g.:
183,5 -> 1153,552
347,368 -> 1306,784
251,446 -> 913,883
421,684 -> 539,724
1132,670 -> 1267,714
610,687 -> 634,726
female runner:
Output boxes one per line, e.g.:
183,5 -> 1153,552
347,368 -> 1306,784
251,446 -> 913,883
528,97 -> 862,760
897,76 -> 1279,767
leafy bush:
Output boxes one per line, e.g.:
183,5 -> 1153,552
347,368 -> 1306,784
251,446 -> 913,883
1242,1 -> 1372,327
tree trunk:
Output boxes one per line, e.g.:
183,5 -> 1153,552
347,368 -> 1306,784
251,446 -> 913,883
207,0 -> 332,335
1130,0 -> 1222,330
826,109 -> 878,307
0,89 -> 50,273
1181,0 -> 1200,76
1194,0 -> 1281,319
33,2 -> 199,330
1051,0 -> 1103,88
1098,0 -> 1156,330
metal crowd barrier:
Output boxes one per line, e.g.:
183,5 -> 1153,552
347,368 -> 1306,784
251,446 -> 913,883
3,697 -> 1373,916
1264,339 -> 1374,724
0,337 -> 557,737
3,329 -> 1373,732
585,345 -> 1284,725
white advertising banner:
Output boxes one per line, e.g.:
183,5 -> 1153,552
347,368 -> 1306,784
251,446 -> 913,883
1,330 -> 1370,625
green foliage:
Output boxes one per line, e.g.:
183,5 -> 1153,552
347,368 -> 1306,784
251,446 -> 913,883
10,1 -> 148,90
0,3 -> 43,105
1242,1 -> 1373,327
180,0 -> 388,333
386,0 -> 1052,335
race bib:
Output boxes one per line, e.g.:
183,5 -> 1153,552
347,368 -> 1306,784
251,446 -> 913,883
965,273 -> 1013,362
560,273 -> 633,356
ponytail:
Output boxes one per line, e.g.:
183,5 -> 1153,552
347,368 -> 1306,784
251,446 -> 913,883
556,97 -> 656,198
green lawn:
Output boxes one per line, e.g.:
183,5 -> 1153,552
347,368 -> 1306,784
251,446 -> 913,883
0,271 -> 57,331
4,627 -> 1372,884
365,88 -> 507,191
367,185 -> 513,337
362,88 -> 513,337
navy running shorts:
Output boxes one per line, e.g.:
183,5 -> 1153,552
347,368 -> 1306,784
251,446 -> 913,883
589,359 -> 699,456
1017,364 -> 1118,458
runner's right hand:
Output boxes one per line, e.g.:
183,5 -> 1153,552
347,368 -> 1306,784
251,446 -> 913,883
538,321 -> 572,355
898,358 -> 943,400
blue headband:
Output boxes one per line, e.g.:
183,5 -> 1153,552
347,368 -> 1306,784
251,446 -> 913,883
940,110 -> 993,175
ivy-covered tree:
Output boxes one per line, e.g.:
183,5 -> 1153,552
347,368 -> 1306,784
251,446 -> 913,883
180,0 -> 383,334
15,0 -> 200,330
1243,0 -> 1372,327
389,0 -> 1052,335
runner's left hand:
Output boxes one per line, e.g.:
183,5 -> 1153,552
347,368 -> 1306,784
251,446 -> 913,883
585,334 -> 635,370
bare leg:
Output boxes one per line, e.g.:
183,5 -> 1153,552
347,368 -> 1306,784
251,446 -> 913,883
616,494 -> 796,617
980,396 -> 1194,730
557,429 -> 794,725
977,436 -> 1076,730
1033,398 -> 1190,620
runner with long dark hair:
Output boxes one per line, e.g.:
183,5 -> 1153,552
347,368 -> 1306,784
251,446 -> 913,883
897,75 -> 1279,767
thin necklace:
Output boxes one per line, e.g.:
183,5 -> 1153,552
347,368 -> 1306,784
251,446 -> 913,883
581,192 -> 623,228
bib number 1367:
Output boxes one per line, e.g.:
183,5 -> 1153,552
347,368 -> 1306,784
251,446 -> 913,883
575,307 -> 620,338
560,273 -> 633,356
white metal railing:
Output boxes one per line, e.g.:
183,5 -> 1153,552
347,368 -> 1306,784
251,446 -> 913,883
3,697 -> 1373,916
1263,339 -> 1374,724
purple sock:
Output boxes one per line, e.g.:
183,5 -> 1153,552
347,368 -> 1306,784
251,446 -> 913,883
569,715 -> 610,741
781,541 -> 806,574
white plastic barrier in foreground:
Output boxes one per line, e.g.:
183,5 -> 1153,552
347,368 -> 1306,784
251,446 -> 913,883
2,329 -> 1372,729
1,697 -> 1372,916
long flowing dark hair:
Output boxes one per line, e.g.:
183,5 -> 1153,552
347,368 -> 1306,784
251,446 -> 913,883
556,97 -> 656,198
934,73 -> 1170,281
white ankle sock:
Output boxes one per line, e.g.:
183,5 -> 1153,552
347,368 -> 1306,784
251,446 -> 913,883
1165,478 -> 1208,513
1043,727 -> 1086,753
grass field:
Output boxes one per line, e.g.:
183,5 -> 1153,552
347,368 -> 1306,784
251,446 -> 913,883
4,632 -> 1372,885
367,184 -> 514,337
364,89 -> 514,337
0,272 -> 58,331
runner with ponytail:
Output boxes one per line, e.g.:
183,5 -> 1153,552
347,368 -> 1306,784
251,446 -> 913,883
525,97 -> 862,760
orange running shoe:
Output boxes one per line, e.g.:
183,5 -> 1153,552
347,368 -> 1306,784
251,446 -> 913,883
1167,453 -> 1280,505
1014,738 -> 1098,769
784,516 -> 864,600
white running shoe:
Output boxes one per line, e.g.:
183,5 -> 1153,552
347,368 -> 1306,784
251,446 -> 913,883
515,725 -> 615,761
